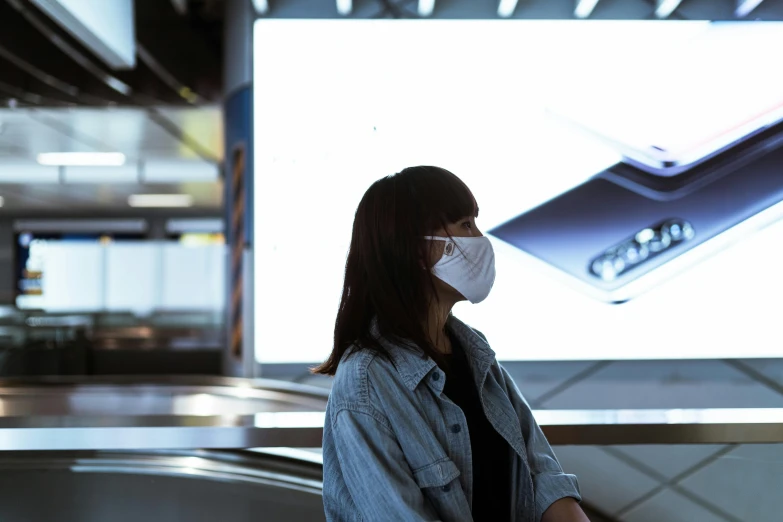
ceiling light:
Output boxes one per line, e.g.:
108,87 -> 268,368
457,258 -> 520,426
497,0 -> 520,17
574,0 -> 600,18
37,152 -> 126,167
655,0 -> 683,18
418,0 -> 435,17
252,0 -> 269,14
128,194 -> 193,208
735,0 -> 765,17
336,0 -> 352,16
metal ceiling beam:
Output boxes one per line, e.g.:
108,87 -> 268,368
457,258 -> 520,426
655,0 -> 683,18
497,0 -> 519,18
574,0 -> 600,18
29,0 -> 136,70
736,0 -> 765,17
5,0 -> 132,98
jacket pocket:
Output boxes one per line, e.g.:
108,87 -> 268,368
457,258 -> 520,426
412,457 -> 461,489
412,458 -> 471,521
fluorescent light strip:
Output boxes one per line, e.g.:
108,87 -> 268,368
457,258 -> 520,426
735,0 -> 765,17
166,218 -> 224,234
336,0 -> 352,16
418,0 -> 435,17
655,0 -> 683,18
128,194 -> 193,208
37,152 -> 126,167
14,219 -> 147,233
574,0 -> 600,18
497,0 -> 520,17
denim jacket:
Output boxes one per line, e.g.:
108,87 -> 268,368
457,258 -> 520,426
322,316 -> 581,522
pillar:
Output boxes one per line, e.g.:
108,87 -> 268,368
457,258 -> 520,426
223,0 -> 255,377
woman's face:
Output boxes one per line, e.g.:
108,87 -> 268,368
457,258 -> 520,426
427,214 -> 483,303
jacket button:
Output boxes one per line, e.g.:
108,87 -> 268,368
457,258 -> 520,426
432,372 -> 440,381
450,424 -> 461,434
441,484 -> 451,492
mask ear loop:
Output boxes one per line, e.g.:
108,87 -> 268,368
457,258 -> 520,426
424,236 -> 458,262
435,236 -> 487,278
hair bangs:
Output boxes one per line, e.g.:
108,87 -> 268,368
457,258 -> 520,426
398,166 -> 476,233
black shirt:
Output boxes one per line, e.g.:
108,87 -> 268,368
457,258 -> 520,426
442,332 -> 513,522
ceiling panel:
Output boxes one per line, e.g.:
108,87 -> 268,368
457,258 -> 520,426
0,105 -> 223,212
0,106 -> 223,162
155,106 -> 224,160
0,0 -> 222,107
0,181 -> 222,212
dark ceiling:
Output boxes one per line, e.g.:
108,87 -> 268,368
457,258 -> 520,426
0,0 -> 223,108
1,0 -> 782,111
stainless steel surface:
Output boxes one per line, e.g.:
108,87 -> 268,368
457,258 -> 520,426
0,449 -> 325,522
0,375 -> 329,415
537,408 -> 783,445
0,376 -> 327,451
2,377 -> 782,450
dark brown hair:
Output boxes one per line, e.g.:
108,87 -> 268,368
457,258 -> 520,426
313,166 -> 476,375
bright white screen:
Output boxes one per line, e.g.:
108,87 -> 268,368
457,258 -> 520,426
253,20 -> 783,363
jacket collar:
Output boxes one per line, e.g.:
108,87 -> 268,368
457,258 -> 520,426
372,315 -> 496,391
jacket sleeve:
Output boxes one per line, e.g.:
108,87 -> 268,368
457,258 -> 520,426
500,365 -> 582,521
331,406 -> 442,522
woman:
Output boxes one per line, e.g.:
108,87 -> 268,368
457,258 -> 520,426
315,166 -> 586,522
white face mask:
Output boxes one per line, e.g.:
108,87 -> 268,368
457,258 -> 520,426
425,235 -> 496,304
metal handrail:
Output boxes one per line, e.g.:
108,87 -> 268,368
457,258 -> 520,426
0,449 -> 324,491
0,377 -> 781,450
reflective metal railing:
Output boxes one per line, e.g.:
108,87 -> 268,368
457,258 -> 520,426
0,377 -> 781,521
0,376 -> 328,450
1,377 -> 783,451
537,408 -> 783,445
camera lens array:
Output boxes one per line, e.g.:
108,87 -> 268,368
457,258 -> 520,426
590,219 -> 695,282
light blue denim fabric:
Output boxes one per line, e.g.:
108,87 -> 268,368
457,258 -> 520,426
322,316 -> 581,522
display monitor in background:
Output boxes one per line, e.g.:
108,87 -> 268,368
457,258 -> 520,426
15,232 -> 143,311
14,233 -> 225,314
253,19 -> 783,363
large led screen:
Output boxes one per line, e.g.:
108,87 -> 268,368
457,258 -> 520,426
254,20 -> 783,363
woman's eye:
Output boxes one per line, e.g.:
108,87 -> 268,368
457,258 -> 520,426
463,221 -> 472,229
